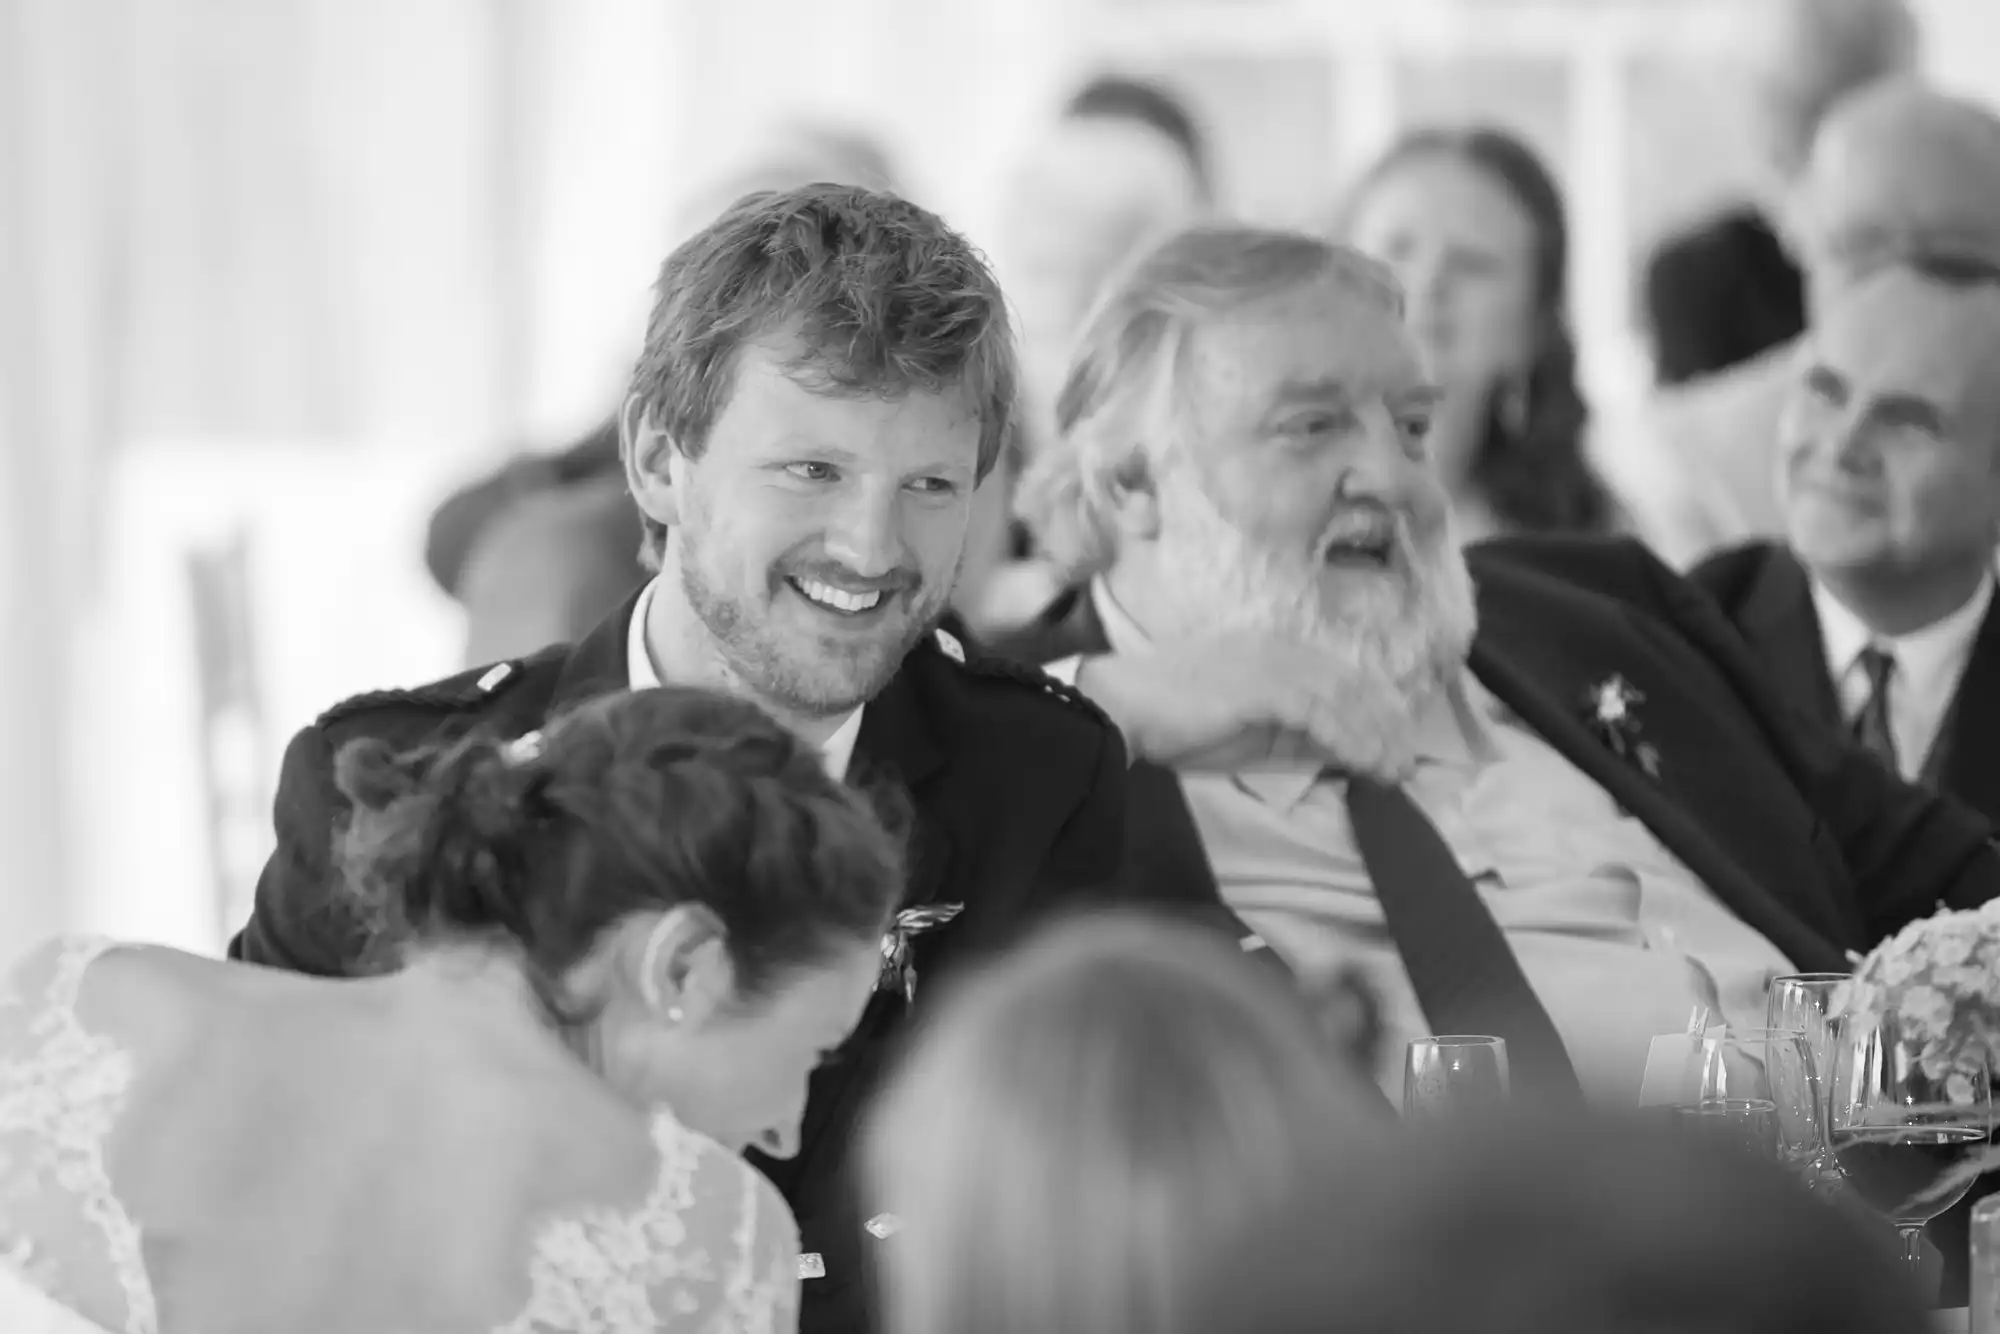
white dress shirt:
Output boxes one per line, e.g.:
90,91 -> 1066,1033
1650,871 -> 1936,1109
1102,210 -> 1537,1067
1810,573 -> 1993,783
625,578 -> 864,780
1062,580 -> 1795,1104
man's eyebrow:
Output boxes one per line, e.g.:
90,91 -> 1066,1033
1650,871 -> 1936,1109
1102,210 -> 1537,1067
1269,377 -> 1353,405
1388,384 -> 1445,411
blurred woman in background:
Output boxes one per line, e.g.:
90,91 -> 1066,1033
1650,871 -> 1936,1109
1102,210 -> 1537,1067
866,910 -> 1386,1334
1342,126 -> 1620,542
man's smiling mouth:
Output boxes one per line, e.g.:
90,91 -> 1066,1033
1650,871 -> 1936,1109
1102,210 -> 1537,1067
789,577 -> 886,615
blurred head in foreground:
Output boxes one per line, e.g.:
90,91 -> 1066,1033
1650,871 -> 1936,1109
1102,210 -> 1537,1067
866,910 -> 1385,1334
1180,1113 -> 1927,1334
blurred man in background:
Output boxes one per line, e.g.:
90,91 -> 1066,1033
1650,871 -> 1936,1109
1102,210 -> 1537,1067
1630,79 -> 2000,565
996,75 -> 1213,413
1640,0 -> 1917,388
434,124 -> 900,664
966,74 -> 1214,636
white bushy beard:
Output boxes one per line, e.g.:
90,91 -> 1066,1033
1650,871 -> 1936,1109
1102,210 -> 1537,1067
1149,464 -> 1478,779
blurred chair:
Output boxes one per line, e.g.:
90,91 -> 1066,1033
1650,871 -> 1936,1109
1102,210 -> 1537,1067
185,529 -> 274,944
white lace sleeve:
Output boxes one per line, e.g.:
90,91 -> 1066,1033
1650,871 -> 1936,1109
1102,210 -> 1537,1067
0,936 -> 157,1334
501,1110 -> 801,1334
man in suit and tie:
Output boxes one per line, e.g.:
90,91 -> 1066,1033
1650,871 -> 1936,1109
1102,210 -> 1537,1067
1692,262 -> 2000,821
233,184 -> 1255,1334
990,222 -> 2000,1119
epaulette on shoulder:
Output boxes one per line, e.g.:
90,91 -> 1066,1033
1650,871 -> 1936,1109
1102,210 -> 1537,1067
315,658 -> 534,730
926,627 -> 1116,733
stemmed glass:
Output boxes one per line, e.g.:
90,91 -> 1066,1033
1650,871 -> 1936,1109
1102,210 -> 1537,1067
1671,1027 -> 1821,1171
1404,1035 -> 1509,1124
1828,1010 -> 1994,1290
1766,972 -> 1850,1188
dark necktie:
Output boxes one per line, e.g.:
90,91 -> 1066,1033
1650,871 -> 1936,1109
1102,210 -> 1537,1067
1851,645 -> 1899,771
1344,775 -> 1582,1101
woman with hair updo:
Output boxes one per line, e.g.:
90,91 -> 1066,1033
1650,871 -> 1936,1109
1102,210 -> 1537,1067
0,686 -> 906,1333
1340,125 -> 1622,543
865,910 -> 1387,1334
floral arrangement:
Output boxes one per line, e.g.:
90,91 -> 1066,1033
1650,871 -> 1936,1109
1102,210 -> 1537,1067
1836,899 -> 2000,1105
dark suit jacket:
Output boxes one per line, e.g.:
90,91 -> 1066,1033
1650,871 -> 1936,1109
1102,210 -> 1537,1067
1690,541 -> 2000,823
1691,540 -> 2000,1303
1643,207 -> 1805,387
231,595 -> 1227,1334
986,535 -> 2000,975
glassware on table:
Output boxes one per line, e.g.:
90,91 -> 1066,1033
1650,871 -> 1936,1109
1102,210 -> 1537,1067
1404,1035 -> 1509,1123
1766,972 -> 1850,1189
1828,1011 -> 1993,1291
1669,1027 -> 1821,1169
1972,1196 -> 2000,1334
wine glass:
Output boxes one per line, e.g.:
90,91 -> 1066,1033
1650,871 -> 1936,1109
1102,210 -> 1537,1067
1670,1028 -> 1820,1170
1828,1010 -> 1993,1288
1766,973 -> 1850,1187
1404,1036 -> 1509,1124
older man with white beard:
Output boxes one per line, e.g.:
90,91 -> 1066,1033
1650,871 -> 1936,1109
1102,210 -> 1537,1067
987,224 -> 2000,1106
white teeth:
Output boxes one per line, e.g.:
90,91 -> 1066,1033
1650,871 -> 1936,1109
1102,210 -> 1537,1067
796,579 -> 883,613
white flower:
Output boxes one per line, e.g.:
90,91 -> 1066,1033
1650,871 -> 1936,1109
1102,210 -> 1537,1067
1845,906 -> 2000,1090
1930,931 -> 1977,969
1900,984 -> 1955,1037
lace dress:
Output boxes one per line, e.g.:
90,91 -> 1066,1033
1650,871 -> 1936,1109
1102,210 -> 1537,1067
0,936 -> 801,1333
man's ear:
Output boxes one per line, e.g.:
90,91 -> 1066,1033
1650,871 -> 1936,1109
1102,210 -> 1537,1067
1103,446 -> 1163,542
621,393 -> 681,530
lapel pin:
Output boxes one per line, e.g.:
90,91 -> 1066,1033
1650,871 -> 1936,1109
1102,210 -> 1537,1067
865,1213 -> 904,1239
879,903 -> 965,1003
798,1253 -> 825,1280
1582,674 -> 1661,779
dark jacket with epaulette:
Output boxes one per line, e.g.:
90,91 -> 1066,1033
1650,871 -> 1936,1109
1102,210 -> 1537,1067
231,588 -> 1238,1334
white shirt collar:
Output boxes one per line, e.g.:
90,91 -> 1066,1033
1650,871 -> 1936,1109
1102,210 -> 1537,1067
1809,570 -> 1993,780
625,578 -> 864,780
1810,572 -> 1994,691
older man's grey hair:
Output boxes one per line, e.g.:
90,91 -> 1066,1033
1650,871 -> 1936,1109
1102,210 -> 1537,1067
1017,226 -> 1404,581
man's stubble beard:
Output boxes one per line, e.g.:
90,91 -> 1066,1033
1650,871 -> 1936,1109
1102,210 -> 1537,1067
673,499 -> 961,719
1153,470 -> 1478,777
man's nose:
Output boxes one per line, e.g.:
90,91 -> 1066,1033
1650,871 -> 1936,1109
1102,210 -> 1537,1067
1825,414 -> 1881,476
1341,404 -> 1425,497
822,483 -> 906,579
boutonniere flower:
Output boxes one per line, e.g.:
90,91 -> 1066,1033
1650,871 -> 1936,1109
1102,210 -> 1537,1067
1582,674 -> 1661,779
879,903 -> 963,1002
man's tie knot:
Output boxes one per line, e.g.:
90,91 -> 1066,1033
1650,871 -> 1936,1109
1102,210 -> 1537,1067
1857,643 -> 1897,693
1852,643 -> 1899,770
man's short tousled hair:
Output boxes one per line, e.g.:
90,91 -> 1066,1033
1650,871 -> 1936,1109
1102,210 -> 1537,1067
626,184 -> 1018,565
1016,226 -> 1403,580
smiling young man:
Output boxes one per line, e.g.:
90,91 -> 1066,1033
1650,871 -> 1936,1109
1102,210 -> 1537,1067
232,185 -> 1249,1334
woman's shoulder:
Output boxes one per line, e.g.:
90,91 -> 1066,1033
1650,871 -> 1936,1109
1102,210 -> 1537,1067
2,935 -> 208,1048
510,1107 -> 801,1333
